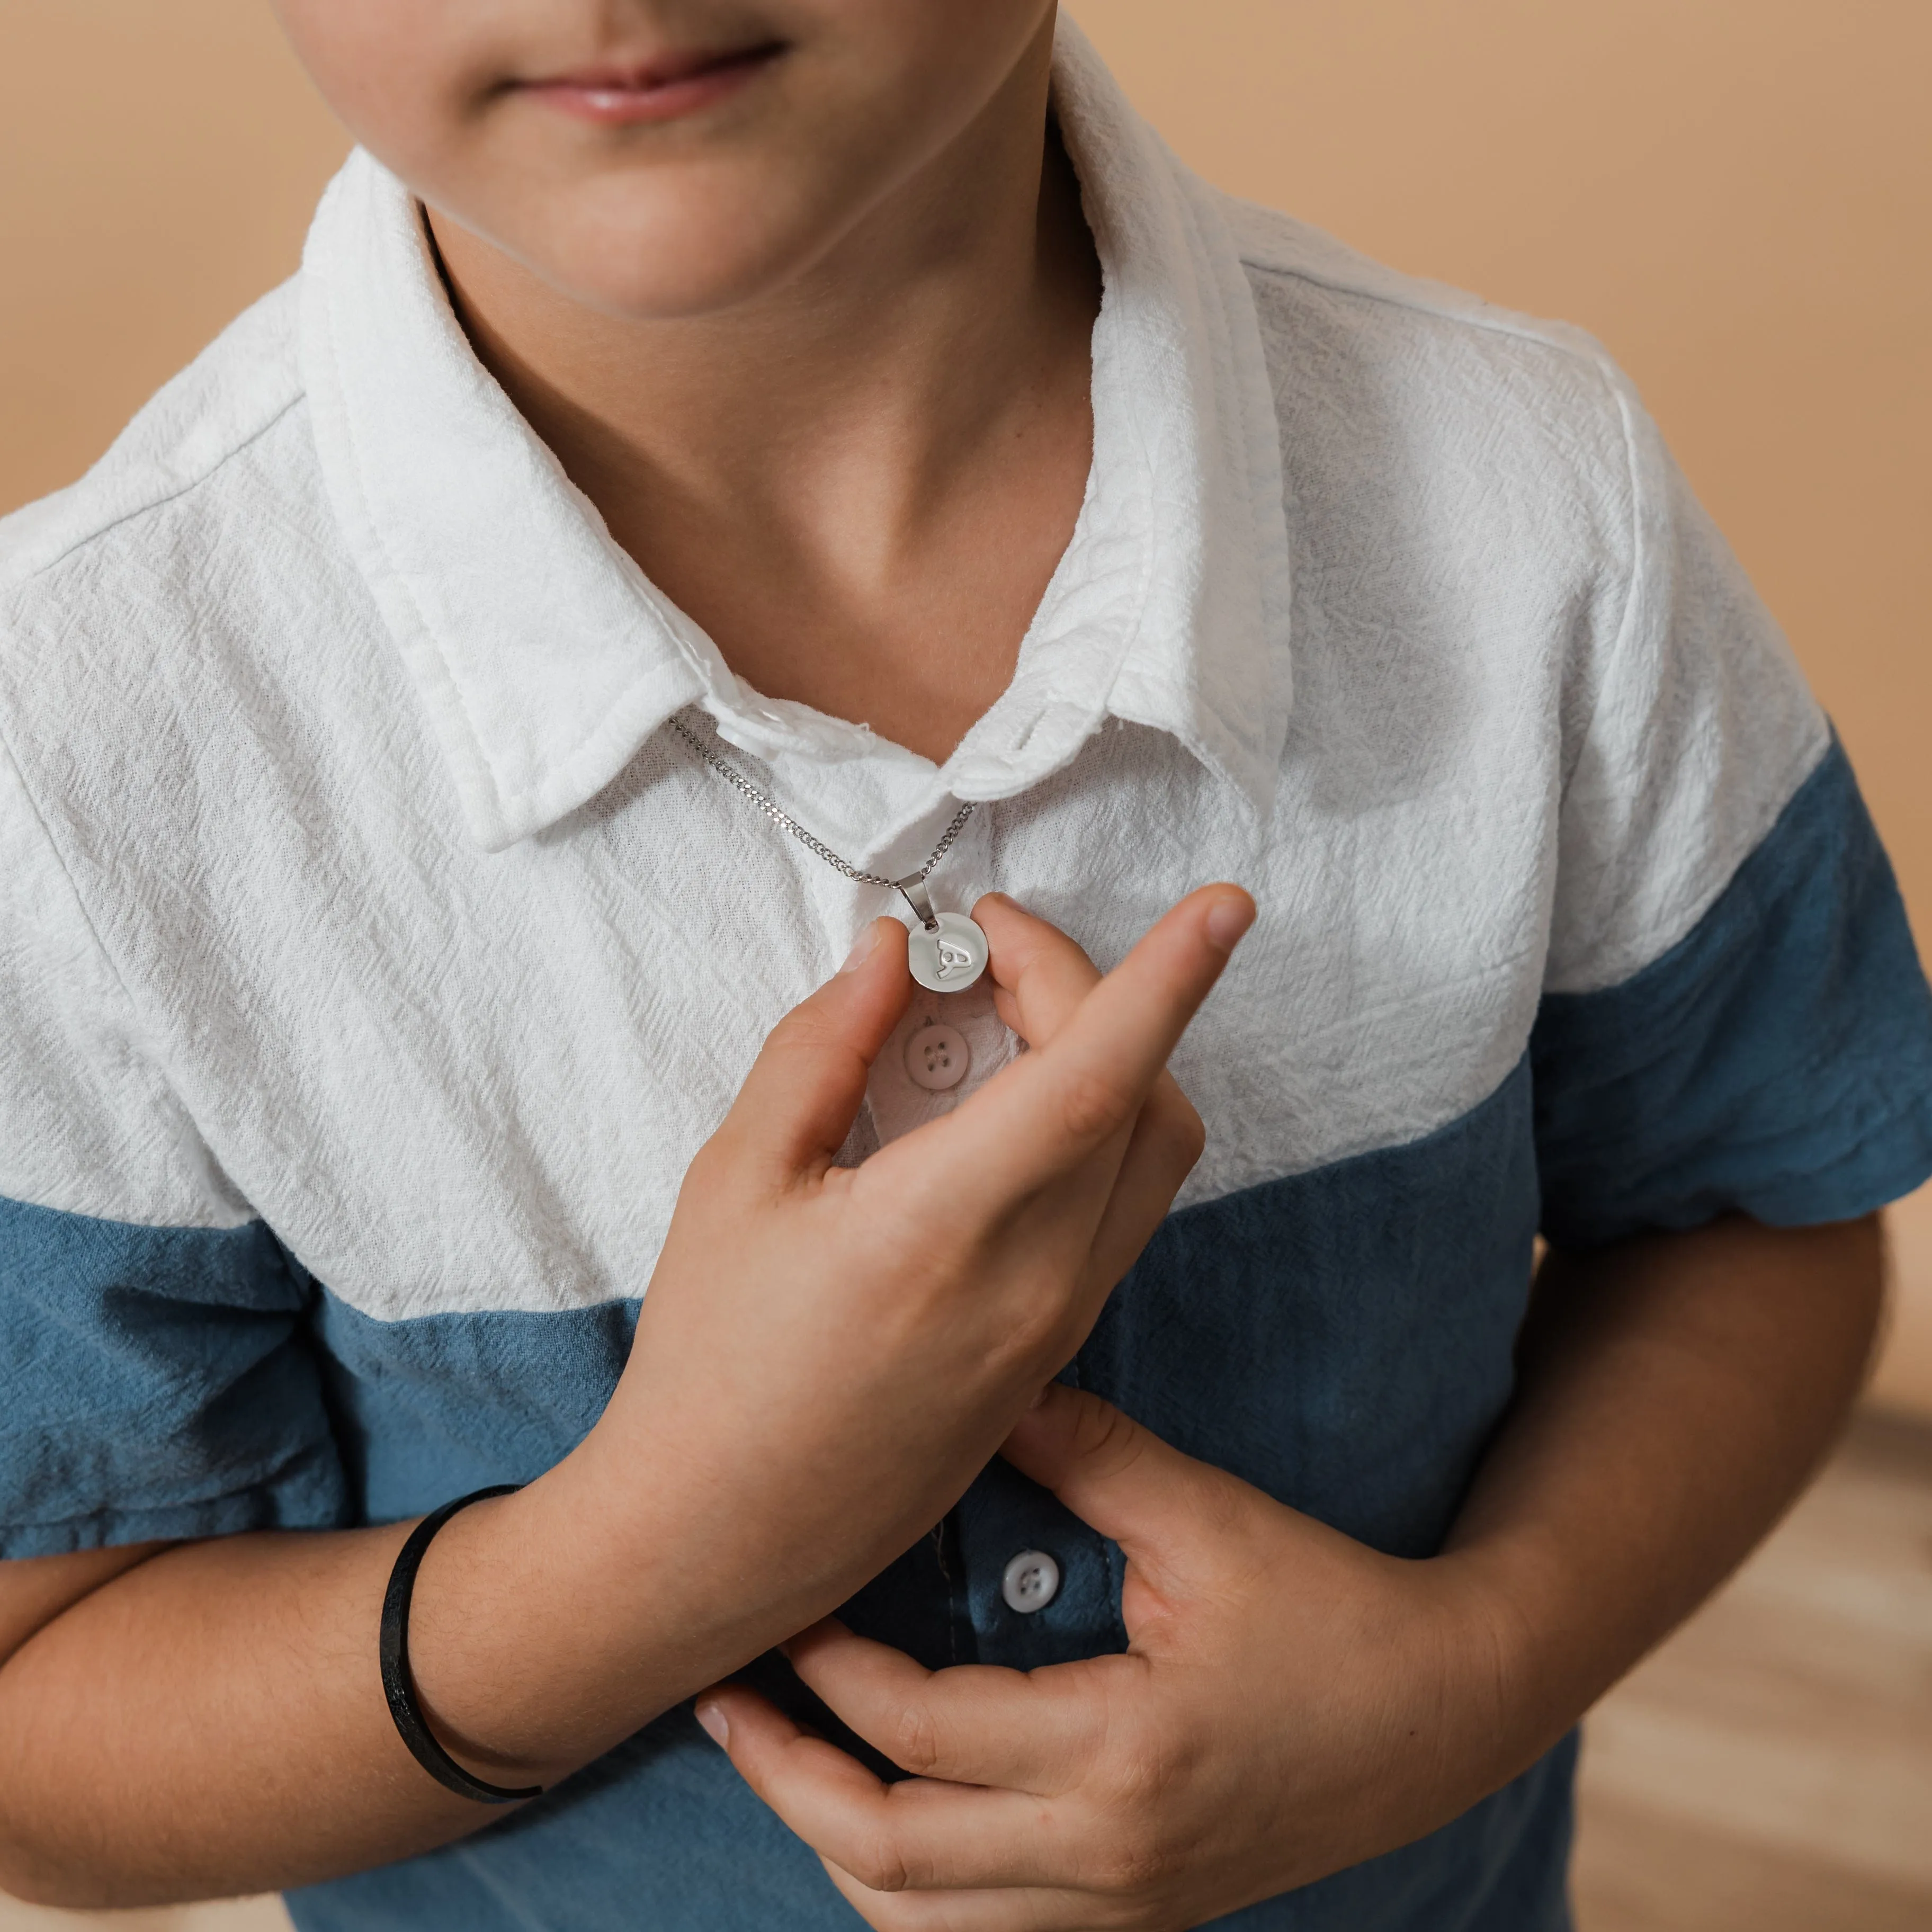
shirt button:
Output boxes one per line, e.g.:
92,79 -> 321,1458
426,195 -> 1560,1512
904,1022 -> 970,1092
1000,1549 -> 1060,1614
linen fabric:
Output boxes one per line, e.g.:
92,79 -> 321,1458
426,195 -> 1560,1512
3,16 -> 1930,1929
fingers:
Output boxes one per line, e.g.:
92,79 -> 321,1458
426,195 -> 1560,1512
713,918 -> 913,1177
780,1621 -> 1109,1793
720,893 -> 1100,1192
694,1680 -> 1056,1894
999,1386 -> 1236,1570
930,887 -> 1254,1215
1079,1070 -> 1205,1293
972,893 -> 1103,1051
975,893 -> 1210,1296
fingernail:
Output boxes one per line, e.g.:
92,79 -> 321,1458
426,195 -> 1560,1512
1030,1382 -> 1053,1409
695,1702 -> 730,1749
838,924 -> 879,974
1204,893 -> 1256,955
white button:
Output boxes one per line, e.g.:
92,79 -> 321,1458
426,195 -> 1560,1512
904,1023 -> 970,1092
1000,1549 -> 1060,1614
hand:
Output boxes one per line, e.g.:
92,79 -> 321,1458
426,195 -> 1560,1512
542,888 -> 1255,1721
695,1385 -> 1530,1931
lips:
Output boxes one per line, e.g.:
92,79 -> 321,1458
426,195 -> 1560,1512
516,42 -> 784,126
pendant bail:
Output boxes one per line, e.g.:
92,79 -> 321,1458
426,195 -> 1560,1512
895,873 -> 942,931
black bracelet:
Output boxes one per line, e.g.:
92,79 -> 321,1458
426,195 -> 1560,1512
379,1484 -> 544,1805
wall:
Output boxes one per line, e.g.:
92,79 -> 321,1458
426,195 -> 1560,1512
2,0 -> 1928,1406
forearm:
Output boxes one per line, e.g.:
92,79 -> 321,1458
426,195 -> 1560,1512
0,1448 -> 868,1908
0,1361 -> 1052,1914
1441,1212 -> 1883,1779
0,1520 -> 491,1907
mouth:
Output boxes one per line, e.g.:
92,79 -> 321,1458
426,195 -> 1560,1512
513,42 -> 787,127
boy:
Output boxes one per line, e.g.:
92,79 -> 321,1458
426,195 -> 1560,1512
2,3 -> 1928,1927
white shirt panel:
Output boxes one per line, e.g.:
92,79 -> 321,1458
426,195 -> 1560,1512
0,22 -> 1825,1319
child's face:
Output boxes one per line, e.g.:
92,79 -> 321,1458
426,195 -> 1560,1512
274,0 -> 1060,320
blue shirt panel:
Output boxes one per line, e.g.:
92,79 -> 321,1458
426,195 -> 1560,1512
0,1205 -> 343,1556
1534,737 -> 1932,1245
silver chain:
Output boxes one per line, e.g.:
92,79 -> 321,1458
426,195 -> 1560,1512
669,714 -> 976,898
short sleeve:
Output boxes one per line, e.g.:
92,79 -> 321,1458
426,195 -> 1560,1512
1531,384 -> 1932,1246
0,736 -> 346,1558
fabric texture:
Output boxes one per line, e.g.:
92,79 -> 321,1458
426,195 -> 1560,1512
2,12 -> 1929,1929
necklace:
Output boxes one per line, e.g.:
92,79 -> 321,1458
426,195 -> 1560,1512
670,714 -> 990,994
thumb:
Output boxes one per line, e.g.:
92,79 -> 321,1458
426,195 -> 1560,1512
714,918 -> 913,1177
998,1384 -> 1233,1569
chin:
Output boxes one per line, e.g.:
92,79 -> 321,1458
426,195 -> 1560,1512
490,170 -> 856,323
558,232 -> 829,321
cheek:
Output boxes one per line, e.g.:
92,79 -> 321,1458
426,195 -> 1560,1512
812,0 -> 1057,138
271,0 -> 513,175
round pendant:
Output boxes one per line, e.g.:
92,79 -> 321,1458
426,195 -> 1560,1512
906,913 -> 989,994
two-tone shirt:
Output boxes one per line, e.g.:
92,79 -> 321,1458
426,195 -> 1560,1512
4,19 -> 1930,1931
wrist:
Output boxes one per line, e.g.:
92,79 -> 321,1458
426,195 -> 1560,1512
1425,1538 -> 1592,1794
401,1415 -> 887,1785
398,1451 -> 716,1784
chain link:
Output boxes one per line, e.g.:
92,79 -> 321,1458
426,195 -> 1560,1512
669,714 -> 975,892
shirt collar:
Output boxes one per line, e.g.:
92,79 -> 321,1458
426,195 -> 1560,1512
298,14 -> 1292,854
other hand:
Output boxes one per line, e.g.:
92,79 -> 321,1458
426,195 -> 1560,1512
694,1384 -> 1526,1930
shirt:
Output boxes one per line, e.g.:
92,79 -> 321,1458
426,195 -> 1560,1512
3,17 -> 1930,1930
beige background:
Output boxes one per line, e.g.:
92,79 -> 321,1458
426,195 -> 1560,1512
1,0 -> 1928,1406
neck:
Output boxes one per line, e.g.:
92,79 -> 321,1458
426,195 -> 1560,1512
424,30 -> 1101,764
427,32 -> 1096,602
